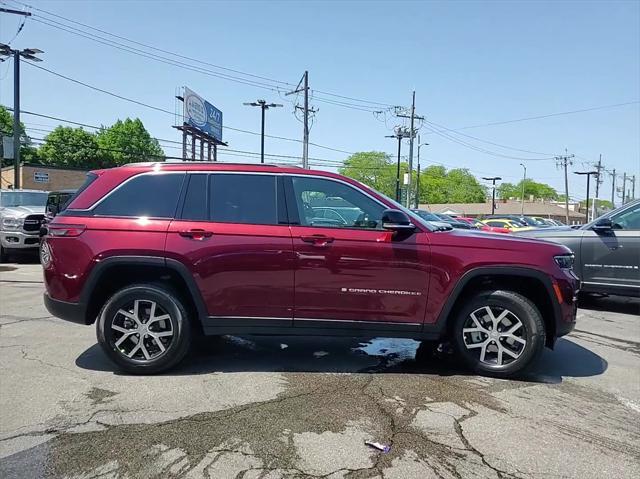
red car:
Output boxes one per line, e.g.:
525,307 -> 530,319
456,217 -> 511,234
42,163 -> 578,376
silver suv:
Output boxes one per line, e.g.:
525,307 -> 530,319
0,189 -> 48,262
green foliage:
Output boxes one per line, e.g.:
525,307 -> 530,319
498,179 -> 558,201
338,151 -> 397,197
38,126 -> 106,169
96,118 -> 164,165
0,105 -> 33,165
339,151 -> 486,204
580,198 -> 613,210
17,116 -> 165,169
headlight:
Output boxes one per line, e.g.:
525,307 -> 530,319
1,217 -> 21,230
554,254 -> 574,270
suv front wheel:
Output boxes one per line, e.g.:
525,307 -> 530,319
452,290 -> 545,377
96,284 -> 192,374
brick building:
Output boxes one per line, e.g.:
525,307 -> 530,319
1,163 -> 88,191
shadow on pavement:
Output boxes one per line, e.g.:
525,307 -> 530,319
578,294 -> 640,316
76,334 -> 607,383
2,251 -> 40,265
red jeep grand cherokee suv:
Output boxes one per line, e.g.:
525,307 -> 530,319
42,162 -> 578,376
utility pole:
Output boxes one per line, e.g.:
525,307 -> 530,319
593,154 -> 604,219
555,153 -> 574,224
631,175 -> 636,201
482,177 -> 502,215
622,172 -> 627,204
243,99 -> 282,163
519,163 -> 526,215
415,138 -> 429,208
395,93 -> 424,207
1,39 -> 42,190
574,171 -> 598,223
610,168 -> 616,208
386,127 -> 410,202
286,71 -> 317,169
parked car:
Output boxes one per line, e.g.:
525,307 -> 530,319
456,217 -> 511,234
485,214 -> 548,228
410,209 -> 453,230
43,163 -> 578,376
40,189 -> 77,237
0,189 -> 48,262
517,200 -> 639,297
433,213 -> 473,229
531,216 -> 563,227
482,219 -> 536,232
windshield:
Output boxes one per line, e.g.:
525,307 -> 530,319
0,191 -> 48,208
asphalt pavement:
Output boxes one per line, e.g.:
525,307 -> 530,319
1,260 -> 639,478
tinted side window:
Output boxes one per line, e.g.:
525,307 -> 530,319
210,174 -> 278,225
291,176 -> 386,229
181,174 -> 208,221
612,204 -> 640,230
94,173 -> 184,218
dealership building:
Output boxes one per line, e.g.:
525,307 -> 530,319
1,163 -> 88,191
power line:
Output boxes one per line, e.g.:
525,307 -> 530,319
420,121 -> 557,161
13,0 -> 398,109
434,101 -> 640,133
19,62 -> 355,155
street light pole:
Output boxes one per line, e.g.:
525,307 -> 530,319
415,139 -> 429,208
574,171 -> 598,223
0,43 -> 43,189
243,99 -> 282,163
482,177 -> 502,215
519,163 -> 526,215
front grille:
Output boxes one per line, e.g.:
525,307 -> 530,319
23,215 -> 45,232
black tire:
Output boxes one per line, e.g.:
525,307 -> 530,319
96,283 -> 192,374
0,245 -> 9,263
451,290 -> 545,378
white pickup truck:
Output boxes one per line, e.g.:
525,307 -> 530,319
0,189 -> 48,262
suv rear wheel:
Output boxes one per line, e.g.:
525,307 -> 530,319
96,284 -> 192,374
452,290 -> 545,377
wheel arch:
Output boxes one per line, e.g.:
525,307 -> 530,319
81,256 -> 207,329
437,266 -> 560,348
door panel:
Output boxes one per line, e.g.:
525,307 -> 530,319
581,202 -> 640,291
165,173 -> 295,321
285,175 -> 430,324
291,226 -> 430,323
166,221 -> 295,320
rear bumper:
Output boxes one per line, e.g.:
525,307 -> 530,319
44,293 -> 88,325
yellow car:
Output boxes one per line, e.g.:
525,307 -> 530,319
481,219 -> 536,232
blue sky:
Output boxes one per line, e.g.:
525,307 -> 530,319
1,0 -> 638,202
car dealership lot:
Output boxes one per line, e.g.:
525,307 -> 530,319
1,262 -> 639,479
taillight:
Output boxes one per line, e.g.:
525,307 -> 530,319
48,224 -> 86,237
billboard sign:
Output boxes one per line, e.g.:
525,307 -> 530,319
184,87 -> 223,142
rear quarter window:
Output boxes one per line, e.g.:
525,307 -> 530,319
93,173 -> 185,218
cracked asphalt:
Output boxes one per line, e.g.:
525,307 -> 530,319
1,261 -> 639,478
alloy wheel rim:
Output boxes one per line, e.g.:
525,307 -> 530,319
462,306 -> 526,366
110,299 -> 174,361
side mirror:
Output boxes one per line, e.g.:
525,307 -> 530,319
382,209 -> 415,231
592,217 -> 613,231
47,204 -> 59,216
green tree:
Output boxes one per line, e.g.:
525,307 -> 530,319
498,179 -> 558,201
338,151 -> 397,197
96,118 -> 164,165
417,166 -> 486,204
38,126 -> 106,169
